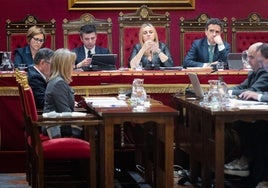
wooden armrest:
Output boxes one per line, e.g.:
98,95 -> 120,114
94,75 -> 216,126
36,114 -> 102,127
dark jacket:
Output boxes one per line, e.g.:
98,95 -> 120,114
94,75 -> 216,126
27,66 -> 47,109
129,42 -> 174,68
230,68 -> 268,96
14,45 -> 34,68
72,45 -> 110,65
183,37 -> 231,67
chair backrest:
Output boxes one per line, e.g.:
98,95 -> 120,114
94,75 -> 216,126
179,13 -> 228,64
15,70 -> 28,117
62,13 -> 113,53
15,71 -> 38,122
231,13 -> 268,52
118,5 -> 170,67
6,15 -> 56,60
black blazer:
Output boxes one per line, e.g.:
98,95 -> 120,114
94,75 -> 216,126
72,45 -> 110,65
129,42 -> 174,68
27,66 -> 47,109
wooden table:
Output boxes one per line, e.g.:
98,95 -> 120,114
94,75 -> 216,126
0,69 -> 248,173
86,98 -> 178,188
173,96 -> 268,188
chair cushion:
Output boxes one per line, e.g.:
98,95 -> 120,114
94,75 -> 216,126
42,138 -> 90,159
27,133 -> 50,146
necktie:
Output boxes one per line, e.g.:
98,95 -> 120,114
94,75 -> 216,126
208,45 -> 214,63
87,50 -> 92,58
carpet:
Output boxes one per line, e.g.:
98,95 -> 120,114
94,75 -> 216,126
0,173 -> 30,188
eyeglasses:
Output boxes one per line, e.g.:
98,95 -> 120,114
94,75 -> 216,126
32,37 -> 44,43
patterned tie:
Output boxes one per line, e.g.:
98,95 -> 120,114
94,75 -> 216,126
87,50 -> 92,58
209,45 -> 214,63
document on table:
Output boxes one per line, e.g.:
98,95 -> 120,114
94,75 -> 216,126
228,98 -> 268,110
84,97 -> 128,107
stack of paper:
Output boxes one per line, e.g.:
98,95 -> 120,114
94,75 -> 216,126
84,97 -> 128,107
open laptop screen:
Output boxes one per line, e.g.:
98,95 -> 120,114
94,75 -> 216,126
91,54 -> 117,70
227,53 -> 243,70
188,73 -> 204,99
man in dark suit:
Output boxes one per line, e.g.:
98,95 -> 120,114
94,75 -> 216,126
228,42 -> 268,96
27,48 -> 54,109
225,43 -> 268,187
240,43 -> 268,101
72,24 -> 110,69
183,18 -> 231,68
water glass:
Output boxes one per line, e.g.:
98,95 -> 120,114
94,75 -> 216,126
18,64 -> 26,71
241,50 -> 250,69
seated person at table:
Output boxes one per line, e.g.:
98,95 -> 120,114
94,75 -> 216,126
228,42 -> 268,96
239,43 -> 268,102
183,18 -> 230,68
14,25 -> 46,68
72,24 -> 110,69
43,48 -> 82,139
27,48 -> 54,109
129,23 -> 174,69
225,43 -> 268,187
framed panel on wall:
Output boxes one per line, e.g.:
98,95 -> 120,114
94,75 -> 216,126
68,0 -> 195,10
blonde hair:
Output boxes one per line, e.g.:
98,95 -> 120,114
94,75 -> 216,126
138,23 -> 159,46
49,48 -> 76,84
26,25 -> 46,43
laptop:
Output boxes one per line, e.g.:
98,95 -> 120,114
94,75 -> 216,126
227,53 -> 243,70
159,66 -> 183,71
82,54 -> 117,71
188,73 -> 204,99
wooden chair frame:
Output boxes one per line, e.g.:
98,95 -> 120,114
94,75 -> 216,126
6,15 -> 56,51
62,13 -> 113,52
15,71 -> 102,188
118,5 -> 170,67
231,13 -> 268,52
179,13 -> 228,63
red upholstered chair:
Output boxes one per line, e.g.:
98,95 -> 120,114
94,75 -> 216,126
118,5 -> 170,68
179,13 -> 228,64
62,13 -> 113,53
6,15 -> 56,61
15,71 -> 102,188
231,13 -> 268,52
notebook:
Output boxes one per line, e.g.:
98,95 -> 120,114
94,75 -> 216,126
188,73 -> 204,99
227,53 -> 243,70
82,54 -> 117,71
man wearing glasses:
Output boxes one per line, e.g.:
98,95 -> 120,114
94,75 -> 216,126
73,24 -> 110,69
227,42 -> 268,97
183,18 -> 230,68
27,48 -> 54,109
14,25 -> 46,68
239,43 -> 268,101
225,43 -> 268,188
